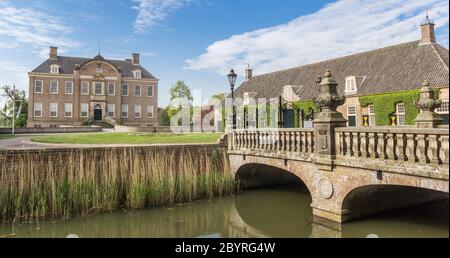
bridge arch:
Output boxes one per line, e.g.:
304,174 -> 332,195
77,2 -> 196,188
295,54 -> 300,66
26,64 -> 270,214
235,163 -> 312,194
341,184 -> 449,222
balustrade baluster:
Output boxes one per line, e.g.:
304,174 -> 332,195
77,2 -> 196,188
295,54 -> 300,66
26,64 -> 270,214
378,133 -> 388,160
405,134 -> 417,162
304,131 -> 309,153
428,134 -> 441,165
360,132 -> 368,158
440,135 -> 449,165
396,133 -> 407,161
386,133 -> 396,160
310,131 -> 315,153
368,132 -> 377,159
416,134 -> 429,164
353,132 -> 361,157
345,132 -> 352,157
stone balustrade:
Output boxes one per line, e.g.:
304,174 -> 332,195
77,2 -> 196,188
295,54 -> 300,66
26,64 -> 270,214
335,127 -> 449,166
230,128 -> 315,155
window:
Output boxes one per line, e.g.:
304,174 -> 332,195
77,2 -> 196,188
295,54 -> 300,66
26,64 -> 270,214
122,84 -> 129,96
34,102 -> 42,117
108,104 -> 115,117
94,82 -> 103,95
81,103 -> 89,118
369,105 -> 376,127
347,106 -> 357,127
50,81 -> 58,94
122,104 -> 128,118
65,81 -> 73,95
108,83 -> 115,96
436,100 -> 449,114
95,68 -> 103,74
81,82 -> 89,95
134,105 -> 141,118
133,70 -> 141,78
396,103 -> 405,126
34,80 -> 43,93
50,65 -> 59,74
147,105 -> 154,118
50,103 -> 58,117
65,103 -> 73,117
345,77 -> 357,94
147,85 -> 154,97
135,85 -> 141,96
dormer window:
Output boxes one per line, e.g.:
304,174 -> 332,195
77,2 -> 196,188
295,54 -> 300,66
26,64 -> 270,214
133,70 -> 142,78
283,86 -> 293,101
345,77 -> 357,95
243,93 -> 250,105
50,64 -> 60,74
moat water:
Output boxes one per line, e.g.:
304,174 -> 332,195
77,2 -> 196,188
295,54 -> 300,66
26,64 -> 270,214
0,186 -> 448,238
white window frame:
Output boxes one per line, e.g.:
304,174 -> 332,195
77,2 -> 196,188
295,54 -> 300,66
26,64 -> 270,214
93,82 -> 103,95
81,103 -> 89,118
243,93 -> 250,105
64,103 -> 73,118
49,103 -> 58,118
122,104 -> 128,118
34,80 -> 43,93
122,84 -> 129,96
133,70 -> 142,79
436,100 -> 449,114
135,84 -> 141,97
108,104 -> 115,118
147,85 -> 154,97
368,105 -> 376,127
134,105 -> 141,118
50,80 -> 58,94
81,82 -> 89,95
396,103 -> 406,126
34,102 -> 43,118
147,105 -> 154,119
50,64 -> 60,74
65,81 -> 73,95
345,77 -> 357,94
347,106 -> 357,126
108,83 -> 115,96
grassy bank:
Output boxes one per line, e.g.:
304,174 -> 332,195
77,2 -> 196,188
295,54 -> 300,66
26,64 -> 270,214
0,135 -> 14,140
0,147 -> 235,222
31,133 -> 222,145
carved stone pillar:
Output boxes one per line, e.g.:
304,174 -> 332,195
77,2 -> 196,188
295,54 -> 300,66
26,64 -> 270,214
415,81 -> 443,128
313,70 -> 347,171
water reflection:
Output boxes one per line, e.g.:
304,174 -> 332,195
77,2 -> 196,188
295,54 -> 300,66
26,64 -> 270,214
0,187 -> 448,238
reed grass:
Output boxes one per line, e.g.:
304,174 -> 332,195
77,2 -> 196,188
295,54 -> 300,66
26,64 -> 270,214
0,147 -> 236,223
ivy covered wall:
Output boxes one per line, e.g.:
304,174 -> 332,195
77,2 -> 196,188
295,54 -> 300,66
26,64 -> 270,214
359,90 -> 422,126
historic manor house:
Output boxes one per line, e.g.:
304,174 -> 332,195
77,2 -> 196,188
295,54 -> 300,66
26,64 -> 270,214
27,48 -> 158,128
228,16 -> 449,130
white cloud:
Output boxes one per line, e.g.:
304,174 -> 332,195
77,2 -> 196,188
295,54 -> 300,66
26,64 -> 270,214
0,6 -> 80,57
132,0 -> 193,32
186,0 -> 449,76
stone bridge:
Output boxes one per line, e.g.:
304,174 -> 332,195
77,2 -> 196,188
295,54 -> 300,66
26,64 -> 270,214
227,71 -> 449,227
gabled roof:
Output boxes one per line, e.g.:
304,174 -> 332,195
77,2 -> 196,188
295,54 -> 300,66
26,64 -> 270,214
235,41 -> 449,100
31,56 -> 158,80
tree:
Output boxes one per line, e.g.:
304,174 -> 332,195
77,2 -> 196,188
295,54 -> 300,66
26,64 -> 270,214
0,85 -> 28,128
170,80 -> 193,102
210,93 -> 227,103
158,107 -> 170,126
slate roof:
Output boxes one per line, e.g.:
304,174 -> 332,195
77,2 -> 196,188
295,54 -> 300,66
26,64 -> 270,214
235,41 -> 449,100
31,55 -> 157,80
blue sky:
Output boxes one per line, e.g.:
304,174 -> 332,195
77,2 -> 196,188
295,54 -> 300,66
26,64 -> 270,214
0,0 -> 449,107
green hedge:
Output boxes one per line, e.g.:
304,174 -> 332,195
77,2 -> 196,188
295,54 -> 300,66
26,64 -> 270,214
359,90 -> 421,126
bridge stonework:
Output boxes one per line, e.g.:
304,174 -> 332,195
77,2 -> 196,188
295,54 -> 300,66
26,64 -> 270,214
227,71 -> 449,226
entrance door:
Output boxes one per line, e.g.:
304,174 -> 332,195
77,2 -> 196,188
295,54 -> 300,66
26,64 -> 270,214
94,105 -> 102,121
283,109 -> 296,128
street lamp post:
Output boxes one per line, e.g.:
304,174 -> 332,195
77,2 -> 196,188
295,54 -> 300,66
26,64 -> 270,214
228,69 -> 238,130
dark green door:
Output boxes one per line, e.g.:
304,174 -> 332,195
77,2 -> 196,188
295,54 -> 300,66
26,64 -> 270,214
348,116 -> 356,127
283,109 -> 296,128
94,105 -> 102,121
441,114 -> 449,125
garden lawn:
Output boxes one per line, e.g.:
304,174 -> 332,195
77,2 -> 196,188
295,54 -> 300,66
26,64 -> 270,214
31,133 -> 223,145
0,135 -> 14,140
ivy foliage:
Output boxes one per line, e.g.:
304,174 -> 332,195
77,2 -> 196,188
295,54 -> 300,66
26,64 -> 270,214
359,90 -> 421,126
291,100 -> 320,120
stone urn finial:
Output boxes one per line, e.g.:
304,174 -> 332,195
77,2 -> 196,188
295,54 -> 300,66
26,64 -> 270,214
314,69 -> 346,115
415,80 -> 443,128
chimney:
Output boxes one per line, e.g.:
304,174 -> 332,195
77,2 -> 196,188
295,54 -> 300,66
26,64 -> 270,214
132,53 -> 140,65
49,46 -> 58,60
245,65 -> 253,81
420,14 -> 436,45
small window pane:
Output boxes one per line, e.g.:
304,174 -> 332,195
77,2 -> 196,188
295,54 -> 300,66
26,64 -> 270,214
35,81 -> 43,93
50,103 -> 58,117
50,81 -> 58,94
147,85 -> 153,97
81,103 -> 89,117
135,85 -> 141,96
108,83 -> 115,96
81,82 -> 89,95
65,82 -> 73,94
122,85 -> 129,96
94,83 -> 103,95
108,104 -> 115,117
